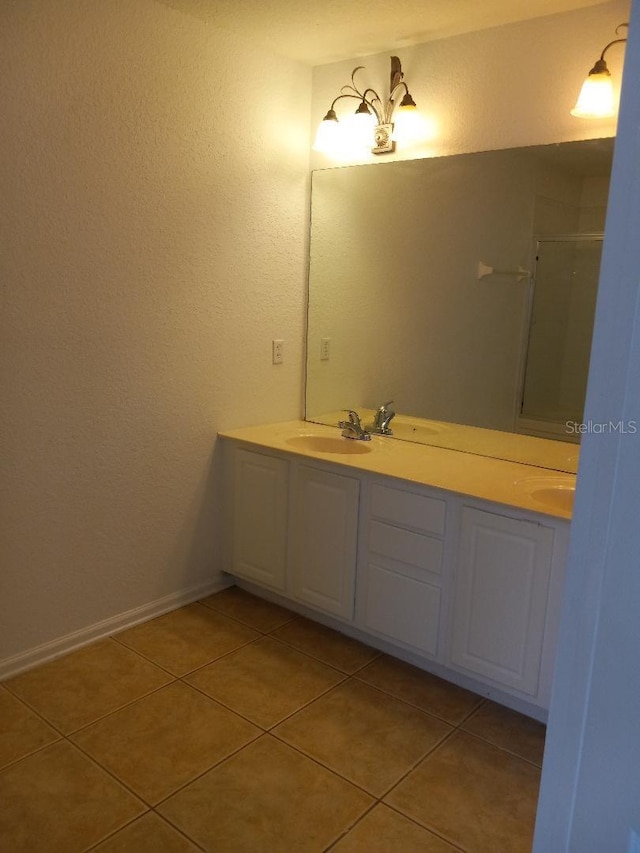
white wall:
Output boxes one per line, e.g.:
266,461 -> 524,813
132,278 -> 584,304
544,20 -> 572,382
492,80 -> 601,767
311,0 -> 628,169
0,0 -> 311,669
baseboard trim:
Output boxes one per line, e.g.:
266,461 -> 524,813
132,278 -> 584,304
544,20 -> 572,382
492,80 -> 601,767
0,577 -> 233,681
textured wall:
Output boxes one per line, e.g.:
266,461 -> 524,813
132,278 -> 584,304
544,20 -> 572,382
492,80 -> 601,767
0,0 -> 311,663
310,0 -> 629,169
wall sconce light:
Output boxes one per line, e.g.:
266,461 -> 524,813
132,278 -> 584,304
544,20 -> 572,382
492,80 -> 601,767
313,56 -> 422,157
571,22 -> 628,118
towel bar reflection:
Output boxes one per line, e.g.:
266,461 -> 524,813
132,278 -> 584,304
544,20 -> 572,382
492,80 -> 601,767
477,261 -> 531,282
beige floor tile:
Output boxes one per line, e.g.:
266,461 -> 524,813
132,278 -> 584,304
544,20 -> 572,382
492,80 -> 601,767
92,811 -> 200,852
356,655 -> 483,724
116,603 -> 259,676
0,740 -> 145,852
200,586 -> 295,632
385,731 -> 540,852
270,617 -> 379,673
333,804 -> 460,852
158,734 -> 373,852
274,680 -> 452,796
0,685 -> 60,769
186,635 -> 345,728
461,700 -> 546,765
6,640 -> 172,734
72,681 -> 259,804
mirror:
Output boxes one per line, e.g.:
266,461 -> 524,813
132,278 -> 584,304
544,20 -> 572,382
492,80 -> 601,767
305,137 -> 614,472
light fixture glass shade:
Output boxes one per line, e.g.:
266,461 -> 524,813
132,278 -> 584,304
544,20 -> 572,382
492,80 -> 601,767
313,110 -> 343,155
342,104 -> 377,151
392,103 -> 425,145
571,71 -> 616,118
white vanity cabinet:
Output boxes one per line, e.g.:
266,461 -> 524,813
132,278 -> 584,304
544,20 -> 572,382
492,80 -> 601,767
229,446 -> 360,620
224,438 -> 570,718
449,506 -> 556,698
357,481 -> 447,657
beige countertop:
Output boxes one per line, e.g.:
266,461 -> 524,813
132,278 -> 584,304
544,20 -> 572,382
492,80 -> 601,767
219,420 -> 574,521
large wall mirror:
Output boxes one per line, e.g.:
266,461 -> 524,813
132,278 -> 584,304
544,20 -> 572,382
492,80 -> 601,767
305,137 -> 614,472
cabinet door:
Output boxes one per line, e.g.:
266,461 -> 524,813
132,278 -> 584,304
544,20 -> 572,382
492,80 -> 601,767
362,562 -> 441,656
289,464 -> 359,620
231,449 -> 288,591
450,506 -> 554,697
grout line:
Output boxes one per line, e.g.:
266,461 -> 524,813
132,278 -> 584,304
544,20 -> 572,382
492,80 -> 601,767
267,729 -> 378,800
71,719 -> 264,813
381,801 -> 468,852
109,634 -> 183,678
455,695 -> 487,725
81,807 -> 211,853
63,678 -> 179,738
0,735 -> 65,775
347,650 -> 385,675
378,724 -> 459,801
68,735 -> 156,806
173,634 -> 264,679
190,599 -> 290,635
341,676 -> 464,733
151,730 -> 266,810
112,630 -> 263,680
452,726 -> 545,769
149,808 -> 208,853
182,665 -> 349,734
81,810 -> 153,852
198,596 -> 298,635
1,682 -> 69,737
180,677 -> 270,732
350,670 -> 485,728
181,629 -> 349,682
266,630 -> 379,676
321,799 -> 380,852
264,674 -> 350,733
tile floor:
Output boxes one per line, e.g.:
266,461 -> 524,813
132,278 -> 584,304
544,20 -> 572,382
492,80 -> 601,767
0,587 -> 545,852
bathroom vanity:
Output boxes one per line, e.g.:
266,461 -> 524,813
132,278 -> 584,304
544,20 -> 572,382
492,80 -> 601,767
219,420 -> 572,722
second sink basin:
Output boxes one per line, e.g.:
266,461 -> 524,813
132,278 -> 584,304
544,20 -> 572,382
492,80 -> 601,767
286,435 -> 373,455
517,475 -> 576,513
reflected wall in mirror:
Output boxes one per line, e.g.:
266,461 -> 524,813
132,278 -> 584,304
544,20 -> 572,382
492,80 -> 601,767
306,138 -> 613,471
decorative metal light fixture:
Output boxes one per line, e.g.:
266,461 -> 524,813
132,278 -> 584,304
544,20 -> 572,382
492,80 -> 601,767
571,22 -> 628,118
313,56 -> 421,156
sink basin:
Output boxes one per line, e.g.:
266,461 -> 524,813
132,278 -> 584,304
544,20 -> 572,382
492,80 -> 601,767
517,476 -> 576,513
393,420 -> 448,440
285,435 -> 373,455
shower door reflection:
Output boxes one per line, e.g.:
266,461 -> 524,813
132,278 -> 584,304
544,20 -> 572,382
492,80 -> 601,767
519,235 -> 603,437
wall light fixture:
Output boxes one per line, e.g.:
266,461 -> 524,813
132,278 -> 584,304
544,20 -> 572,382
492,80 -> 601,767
313,56 -> 422,157
571,22 -> 628,118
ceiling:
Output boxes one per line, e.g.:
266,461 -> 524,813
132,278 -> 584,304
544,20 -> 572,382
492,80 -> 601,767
157,0 -> 610,65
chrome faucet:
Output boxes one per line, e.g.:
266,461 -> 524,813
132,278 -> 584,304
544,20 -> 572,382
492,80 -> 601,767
369,400 -> 395,435
338,409 -> 371,441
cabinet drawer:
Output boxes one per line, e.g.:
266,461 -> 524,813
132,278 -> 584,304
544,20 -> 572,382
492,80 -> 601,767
370,483 -> 445,537
369,520 -> 443,576
362,563 -> 441,656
